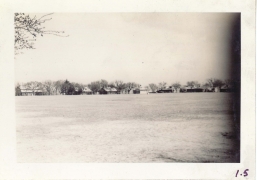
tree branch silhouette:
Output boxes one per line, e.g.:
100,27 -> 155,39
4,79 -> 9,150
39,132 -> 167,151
15,13 -> 68,55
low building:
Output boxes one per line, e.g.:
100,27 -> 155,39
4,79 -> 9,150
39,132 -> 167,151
127,88 -> 136,94
220,85 -> 233,92
185,86 -> 204,92
204,87 -> 214,92
133,88 -> 140,94
98,87 -> 118,94
20,88 -> 43,96
120,89 -> 128,94
157,87 -> 173,93
180,86 -> 187,93
82,87 -> 93,95
127,88 -> 150,94
194,88 -> 204,92
139,88 -> 149,94
21,89 -> 34,96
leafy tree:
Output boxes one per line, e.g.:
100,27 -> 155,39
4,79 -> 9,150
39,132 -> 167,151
68,86 -> 75,95
43,80 -> 55,95
172,82 -> 181,92
61,80 -> 74,95
144,86 -> 150,91
187,81 -> 194,88
53,80 -> 64,95
24,81 -> 42,89
15,83 -> 22,96
202,82 -> 210,88
125,82 -> 138,94
136,84 -> 142,89
213,79 -> 224,88
148,83 -> 158,92
108,82 -> 116,88
186,81 -> 199,89
201,82 -> 212,92
14,13 -> 68,54
73,83 -> 83,95
223,79 -> 234,88
207,78 -> 224,88
23,81 -> 43,95
88,81 -> 101,94
114,80 -> 126,91
99,79 -> 108,88
158,82 -> 167,90
206,78 -> 214,87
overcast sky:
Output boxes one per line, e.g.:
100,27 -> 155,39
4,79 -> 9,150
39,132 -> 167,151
15,13 -> 238,86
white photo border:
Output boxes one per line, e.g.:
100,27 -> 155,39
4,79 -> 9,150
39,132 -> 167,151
0,0 -> 255,179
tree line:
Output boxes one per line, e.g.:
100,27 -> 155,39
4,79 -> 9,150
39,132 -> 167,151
15,78 -> 239,96
15,79 -> 140,96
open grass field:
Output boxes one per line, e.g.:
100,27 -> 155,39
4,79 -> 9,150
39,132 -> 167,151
16,93 -> 239,163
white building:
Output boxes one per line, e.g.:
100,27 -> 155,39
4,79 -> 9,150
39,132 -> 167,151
82,87 -> 93,95
139,88 -> 149,94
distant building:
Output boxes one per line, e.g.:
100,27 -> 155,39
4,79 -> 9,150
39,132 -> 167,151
127,88 -> 136,94
120,89 -> 128,94
204,87 -> 214,92
20,86 -> 43,96
98,87 -> 118,95
185,86 -> 204,92
157,87 -> 173,93
194,88 -> 204,92
180,86 -> 187,93
82,87 -> 93,95
220,85 -> 233,92
133,88 -> 140,94
139,88 -> 148,94
126,88 -> 145,94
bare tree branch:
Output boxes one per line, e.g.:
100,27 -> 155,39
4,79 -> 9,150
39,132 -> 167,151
14,13 -> 68,55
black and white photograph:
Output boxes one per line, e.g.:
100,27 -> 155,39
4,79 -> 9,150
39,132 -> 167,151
15,13 -> 241,163
0,0 -> 255,179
